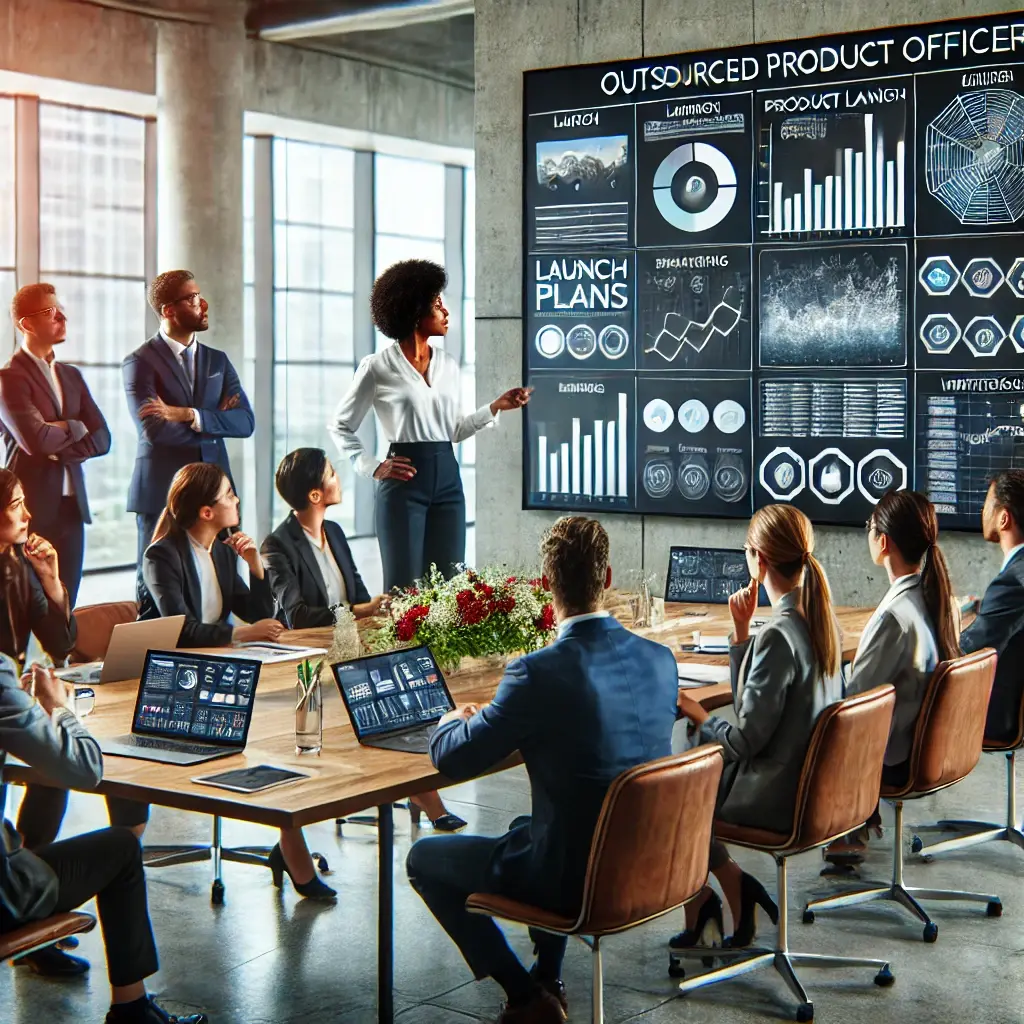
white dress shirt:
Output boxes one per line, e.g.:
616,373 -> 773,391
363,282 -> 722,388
303,527 -> 348,608
187,533 -> 224,624
1001,542 -> 1024,573
556,609 -> 610,638
159,330 -> 203,433
328,342 -> 497,478
21,342 -> 74,496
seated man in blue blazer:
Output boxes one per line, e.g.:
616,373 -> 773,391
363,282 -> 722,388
961,469 -> 1024,742
261,448 -> 382,628
122,269 -> 254,567
406,517 -> 679,1024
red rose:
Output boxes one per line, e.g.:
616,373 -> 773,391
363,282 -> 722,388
533,603 -> 555,632
396,604 -> 429,641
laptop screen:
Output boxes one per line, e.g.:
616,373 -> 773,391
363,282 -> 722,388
332,646 -> 454,740
132,650 -> 261,746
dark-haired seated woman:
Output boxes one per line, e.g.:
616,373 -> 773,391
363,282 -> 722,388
673,505 -> 842,949
825,489 -> 959,863
136,461 -> 335,899
262,447 -> 466,832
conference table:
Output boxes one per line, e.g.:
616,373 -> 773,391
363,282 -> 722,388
4,597 -> 871,1022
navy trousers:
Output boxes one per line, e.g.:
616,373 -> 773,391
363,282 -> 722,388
34,496 -> 84,609
375,442 -> 466,591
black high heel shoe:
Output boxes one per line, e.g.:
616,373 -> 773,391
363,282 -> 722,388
726,872 -> 779,948
268,843 -> 337,901
669,888 -> 724,949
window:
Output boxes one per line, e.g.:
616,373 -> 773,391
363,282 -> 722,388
460,167 -> 476,527
242,134 -> 256,538
272,139 -> 356,534
38,104 -> 146,571
0,99 -> 15,353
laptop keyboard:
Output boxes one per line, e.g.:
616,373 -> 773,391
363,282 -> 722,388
126,735 -> 225,756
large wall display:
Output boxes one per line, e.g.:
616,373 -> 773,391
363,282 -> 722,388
522,13 -> 1024,528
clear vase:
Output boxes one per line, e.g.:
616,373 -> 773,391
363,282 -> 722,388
295,673 -> 323,755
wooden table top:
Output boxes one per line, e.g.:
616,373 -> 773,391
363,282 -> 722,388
4,598 -> 873,830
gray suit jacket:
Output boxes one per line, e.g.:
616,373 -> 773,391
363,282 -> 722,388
0,654 -> 103,922
846,574 -> 938,767
697,589 -> 841,832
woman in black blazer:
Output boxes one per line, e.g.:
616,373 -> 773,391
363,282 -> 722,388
262,448 -> 467,832
138,462 -> 335,900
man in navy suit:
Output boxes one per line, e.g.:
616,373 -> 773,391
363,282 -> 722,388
961,469 -> 1024,742
122,269 -> 253,566
0,283 -> 111,606
406,517 -> 679,1024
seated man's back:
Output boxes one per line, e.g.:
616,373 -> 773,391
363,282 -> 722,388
431,613 -> 678,913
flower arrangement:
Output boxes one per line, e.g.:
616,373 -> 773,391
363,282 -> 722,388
367,564 -> 557,673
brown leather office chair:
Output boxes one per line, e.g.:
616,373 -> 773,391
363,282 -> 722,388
0,911 -> 95,963
68,601 -> 138,664
670,685 -> 896,1024
804,649 -> 1000,943
466,745 -> 724,1024
911,651 -> 1024,859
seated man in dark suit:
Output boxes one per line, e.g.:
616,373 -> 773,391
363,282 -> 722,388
961,469 -> 1024,742
0,656 -> 207,1023
406,517 -> 679,1023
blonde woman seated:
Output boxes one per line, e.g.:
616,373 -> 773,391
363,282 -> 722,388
672,504 -> 842,948
137,462 -> 335,900
825,489 -> 959,865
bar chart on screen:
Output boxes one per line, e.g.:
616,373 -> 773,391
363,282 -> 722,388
756,79 -> 909,238
526,375 -> 632,510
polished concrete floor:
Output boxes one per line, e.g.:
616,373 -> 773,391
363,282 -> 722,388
2,747 -> 1022,1023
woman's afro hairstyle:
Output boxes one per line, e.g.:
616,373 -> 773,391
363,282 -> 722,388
370,259 -> 448,341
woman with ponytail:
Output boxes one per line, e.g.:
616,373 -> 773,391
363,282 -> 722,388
671,504 -> 842,950
847,489 -> 958,781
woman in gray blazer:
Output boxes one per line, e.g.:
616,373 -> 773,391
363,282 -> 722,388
827,490 -> 959,863
674,504 -> 843,949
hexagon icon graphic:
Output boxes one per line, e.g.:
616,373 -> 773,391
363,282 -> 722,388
1007,257 -> 1024,298
918,256 -> 960,296
963,315 -> 1006,357
962,257 -> 1004,298
857,449 -> 908,505
920,313 -> 961,355
1011,314 -> 1024,353
809,448 -> 854,505
759,447 -> 805,501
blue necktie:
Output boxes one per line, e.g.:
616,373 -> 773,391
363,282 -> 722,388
182,345 -> 195,399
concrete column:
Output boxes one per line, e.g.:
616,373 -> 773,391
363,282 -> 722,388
155,3 -> 247,475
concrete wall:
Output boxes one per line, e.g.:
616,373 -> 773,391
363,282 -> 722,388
0,0 -> 473,149
474,0 -> 1020,603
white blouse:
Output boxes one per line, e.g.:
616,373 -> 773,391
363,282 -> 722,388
304,528 -> 348,608
187,533 -> 224,624
328,342 -> 497,478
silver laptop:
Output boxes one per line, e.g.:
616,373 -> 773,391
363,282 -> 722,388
99,649 -> 261,766
56,615 -> 186,684
332,646 -> 455,753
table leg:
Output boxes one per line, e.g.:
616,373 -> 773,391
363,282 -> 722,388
378,802 -> 394,1023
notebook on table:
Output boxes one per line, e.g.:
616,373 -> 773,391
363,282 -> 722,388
331,645 -> 455,753
99,649 -> 261,766
55,615 -> 186,684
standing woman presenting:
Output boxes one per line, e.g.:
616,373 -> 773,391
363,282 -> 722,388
330,260 -> 530,591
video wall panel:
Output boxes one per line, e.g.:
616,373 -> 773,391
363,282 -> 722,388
522,13 -> 1024,527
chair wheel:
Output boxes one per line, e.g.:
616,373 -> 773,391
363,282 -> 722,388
211,880 -> 225,905
314,854 -> 329,873
668,959 -> 686,979
910,836 -> 923,854
874,966 -> 895,987
802,909 -> 815,924
335,818 -> 344,837
702,956 -> 714,968
923,922 -> 938,943
986,901 -> 1003,918
796,1002 -> 814,1022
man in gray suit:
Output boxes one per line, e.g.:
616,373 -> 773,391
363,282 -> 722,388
0,656 -> 207,1024
962,470 -> 1024,742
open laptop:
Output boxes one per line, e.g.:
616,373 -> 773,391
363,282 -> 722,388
99,649 -> 261,766
332,646 -> 455,753
56,615 -> 186,684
